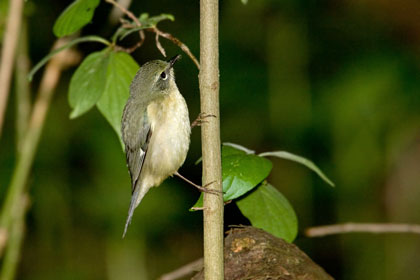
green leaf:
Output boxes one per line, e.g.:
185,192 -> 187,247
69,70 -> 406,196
53,0 -> 100,37
222,154 -> 272,200
241,0 -> 248,4
221,145 -> 245,157
195,144 -> 249,166
139,13 -> 174,27
190,195 -> 203,211
28,36 -> 110,81
222,142 -> 255,154
236,183 -> 298,242
116,26 -> 148,41
68,49 -> 110,119
96,52 -> 139,141
191,145 -> 272,210
68,51 -> 139,145
259,151 -> 335,187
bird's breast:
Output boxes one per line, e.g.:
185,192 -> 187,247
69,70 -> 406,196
145,90 -> 191,184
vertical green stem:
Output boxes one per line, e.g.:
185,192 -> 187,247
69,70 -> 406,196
199,0 -> 224,279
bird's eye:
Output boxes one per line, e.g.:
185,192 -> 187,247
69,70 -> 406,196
160,71 -> 167,80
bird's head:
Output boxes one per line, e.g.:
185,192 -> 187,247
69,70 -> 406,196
130,55 -> 181,100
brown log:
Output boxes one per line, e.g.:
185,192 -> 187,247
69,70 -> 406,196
192,226 -> 333,280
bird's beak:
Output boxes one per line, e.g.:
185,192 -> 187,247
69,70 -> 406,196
168,54 -> 181,68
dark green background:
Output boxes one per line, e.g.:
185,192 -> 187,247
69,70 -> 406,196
1,0 -> 420,279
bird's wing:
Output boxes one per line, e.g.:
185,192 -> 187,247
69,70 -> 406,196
122,108 -> 153,237
123,110 -> 152,194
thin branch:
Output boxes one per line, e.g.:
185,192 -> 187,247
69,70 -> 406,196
0,0 -> 25,138
155,28 -> 200,69
105,0 -> 140,25
108,0 -> 132,24
155,31 -> 166,57
104,0 -> 145,47
114,41 -> 143,53
305,223 -> 420,237
104,0 -> 200,69
105,0 -> 144,52
158,258 -> 203,280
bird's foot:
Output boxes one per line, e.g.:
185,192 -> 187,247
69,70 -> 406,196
194,180 -> 222,195
174,172 -> 223,195
191,112 -> 216,128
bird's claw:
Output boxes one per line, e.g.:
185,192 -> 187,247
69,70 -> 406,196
196,181 -> 223,195
191,112 -> 217,128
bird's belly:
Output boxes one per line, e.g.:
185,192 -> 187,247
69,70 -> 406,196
145,94 -> 191,186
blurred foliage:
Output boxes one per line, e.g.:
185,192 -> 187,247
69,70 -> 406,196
1,0 -> 420,279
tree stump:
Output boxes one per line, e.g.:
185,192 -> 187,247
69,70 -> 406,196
192,226 -> 333,280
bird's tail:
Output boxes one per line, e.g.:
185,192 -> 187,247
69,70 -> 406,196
122,182 -> 149,238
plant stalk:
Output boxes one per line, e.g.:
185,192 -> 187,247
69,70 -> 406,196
0,195 -> 28,280
14,20 -> 31,153
199,0 -> 224,279
0,0 -> 25,138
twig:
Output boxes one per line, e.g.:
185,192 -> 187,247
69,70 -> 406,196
114,41 -> 143,53
105,0 -> 140,25
200,0 -> 224,279
104,0 -> 145,48
104,0 -> 200,69
305,223 -> 420,237
158,258 -> 203,280
155,31 -> 166,57
0,39 -> 80,253
155,28 -> 200,69
0,0 -> 25,138
108,0 -> 132,24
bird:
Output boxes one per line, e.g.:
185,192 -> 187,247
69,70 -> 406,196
121,55 -> 191,237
